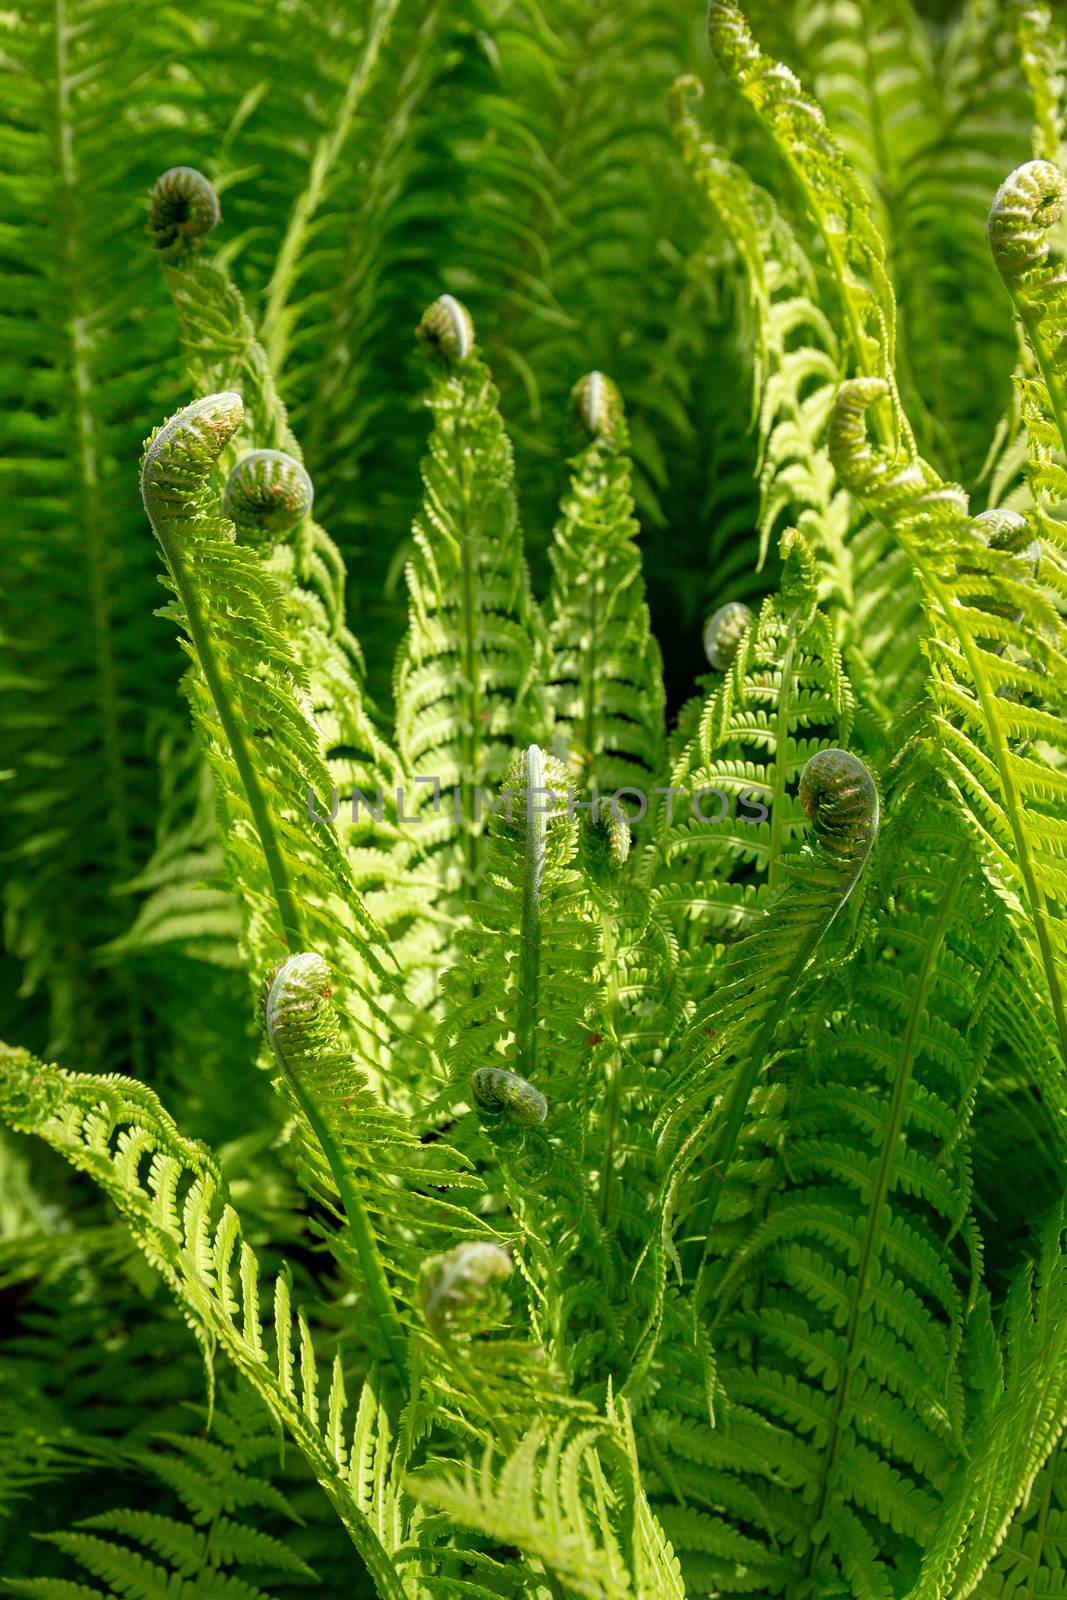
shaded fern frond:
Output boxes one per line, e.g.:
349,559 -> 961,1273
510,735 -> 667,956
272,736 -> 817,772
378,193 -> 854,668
0,1044 -> 405,1600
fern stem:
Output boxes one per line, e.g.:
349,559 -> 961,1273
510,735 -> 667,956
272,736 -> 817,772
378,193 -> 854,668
152,519 -> 306,955
595,903 -> 624,1230
1016,296 -> 1067,462
279,1061 -> 408,1385
516,745 -> 547,1079
266,953 -> 408,1383
767,636 -> 796,891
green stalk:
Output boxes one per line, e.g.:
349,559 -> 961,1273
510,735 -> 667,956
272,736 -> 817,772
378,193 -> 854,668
141,395 -> 306,955
515,745 -> 548,1079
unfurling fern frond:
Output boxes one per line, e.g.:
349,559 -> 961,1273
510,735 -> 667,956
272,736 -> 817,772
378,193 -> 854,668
706,0 -> 897,389
669,68 -> 926,737
989,157 -> 1067,583
546,374 -> 665,801
140,391 -> 397,1037
408,1406 -> 685,1600
393,299 -> 549,885
437,747 -> 609,1375
655,529 -> 853,952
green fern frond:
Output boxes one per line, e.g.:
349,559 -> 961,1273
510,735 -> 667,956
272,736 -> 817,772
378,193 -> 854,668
652,746 -> 880,1344
546,373 -> 666,800
139,389 -> 398,1030
0,1043 -> 405,1599
906,1199 -> 1067,1600
828,374 -> 1067,1068
264,950 -> 488,1382
655,529 -> 853,951
393,300 -> 549,887
408,1406 -> 685,1600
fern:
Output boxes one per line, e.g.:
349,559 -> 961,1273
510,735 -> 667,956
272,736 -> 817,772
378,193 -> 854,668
7,3 -> 1067,1596
6,1391 -> 317,1600
393,299 -> 549,884
0,1044 -> 406,1596
546,374 -> 666,800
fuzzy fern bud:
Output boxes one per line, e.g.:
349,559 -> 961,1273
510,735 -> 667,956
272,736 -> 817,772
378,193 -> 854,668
147,166 -> 220,259
470,1067 -> 548,1126
572,370 -> 624,445
799,748 -> 879,862
973,508 -> 1041,571
988,159 -> 1065,280
703,600 -> 753,671
580,808 -> 631,878
416,293 -> 474,362
497,744 -> 574,838
140,391 -> 244,529
419,1241 -> 512,1340
264,951 -> 337,1068
223,450 -> 314,544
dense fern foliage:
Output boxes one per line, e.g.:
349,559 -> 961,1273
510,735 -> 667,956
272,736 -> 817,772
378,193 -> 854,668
3,2 -> 1067,1596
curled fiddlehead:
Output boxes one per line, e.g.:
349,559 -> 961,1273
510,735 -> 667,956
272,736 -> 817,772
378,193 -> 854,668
416,293 -> 475,362
988,160 -> 1065,282
470,1067 -> 548,1127
265,950 -> 333,1059
799,746 -> 880,863
580,809 -> 632,878
702,600 -> 753,672
973,508 -> 1041,577
572,370 -> 624,446
141,390 -> 245,525
223,450 -> 314,544
147,166 -> 220,259
988,161 -> 1067,499
419,1241 -> 512,1341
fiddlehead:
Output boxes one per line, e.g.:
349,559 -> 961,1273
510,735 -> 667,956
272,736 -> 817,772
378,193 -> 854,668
141,392 -> 304,954
418,1241 -> 512,1342
702,600 -> 752,672
141,392 -> 395,1005
988,159 -> 1064,283
572,370 -> 623,446
147,165 -> 219,259
470,1067 -> 548,1127
416,293 -> 474,362
394,304 -> 547,878
798,745 -> 880,863
223,449 -> 314,544
546,376 -> 665,796
989,160 -> 1067,481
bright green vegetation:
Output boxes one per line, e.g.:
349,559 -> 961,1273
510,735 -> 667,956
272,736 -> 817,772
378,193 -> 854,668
2,2 -> 1067,1596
